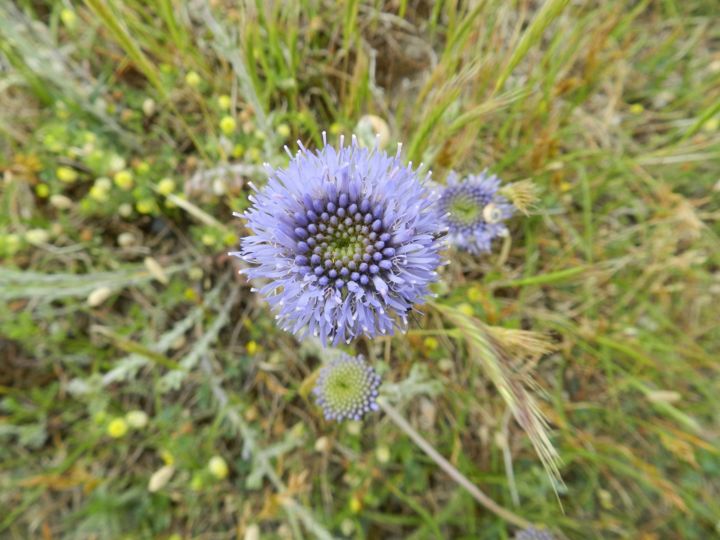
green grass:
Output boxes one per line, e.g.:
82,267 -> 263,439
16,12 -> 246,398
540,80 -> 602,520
1,0 -> 719,538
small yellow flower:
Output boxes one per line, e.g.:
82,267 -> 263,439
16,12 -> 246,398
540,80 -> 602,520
107,418 -> 129,438
208,456 -> 229,479
276,123 -> 291,138
43,134 -> 62,152
113,170 -> 134,190
35,184 -> 50,198
457,303 -> 474,317
219,116 -> 237,135
223,232 -> 238,247
190,473 -> 204,491
467,285 -> 484,303
246,340 -> 258,355
629,103 -> 644,114
136,161 -> 150,174
247,147 -> 261,163
89,184 -> 109,202
56,166 -> 78,183
702,117 -> 719,133
136,199 -> 155,215
201,233 -> 216,246
349,496 -> 362,513
329,122 -> 343,135
183,287 -> 198,301
376,445 -> 391,463
232,143 -> 245,158
160,449 -> 175,466
423,337 -> 439,352
185,71 -> 201,88
108,154 -> 126,172
60,8 -> 77,28
598,488 -> 613,510
218,95 -> 232,110
4,234 -> 21,253
126,410 -> 149,429
157,177 -> 176,195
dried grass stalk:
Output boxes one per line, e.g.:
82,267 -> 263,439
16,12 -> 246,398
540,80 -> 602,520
431,302 -> 565,493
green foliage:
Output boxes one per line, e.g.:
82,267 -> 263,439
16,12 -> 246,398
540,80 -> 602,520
1,0 -> 719,539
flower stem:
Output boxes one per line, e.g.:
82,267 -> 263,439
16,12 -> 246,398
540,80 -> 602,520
378,397 -> 532,530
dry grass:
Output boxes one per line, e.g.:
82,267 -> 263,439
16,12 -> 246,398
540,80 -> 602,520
1,0 -> 718,538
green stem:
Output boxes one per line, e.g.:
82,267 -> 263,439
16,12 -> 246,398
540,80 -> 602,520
378,397 -> 532,530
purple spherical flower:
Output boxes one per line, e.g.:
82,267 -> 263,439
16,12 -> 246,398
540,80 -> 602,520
515,527 -> 555,540
438,170 -> 514,253
313,353 -> 381,421
234,134 -> 444,346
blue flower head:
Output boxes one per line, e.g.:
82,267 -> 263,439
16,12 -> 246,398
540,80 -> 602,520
515,527 -> 555,540
313,353 -> 381,421
438,170 -> 514,253
234,134 -> 444,346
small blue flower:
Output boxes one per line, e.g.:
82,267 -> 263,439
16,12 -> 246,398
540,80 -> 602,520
234,134 -> 444,346
313,353 -> 381,421
515,527 -> 555,540
438,170 -> 514,253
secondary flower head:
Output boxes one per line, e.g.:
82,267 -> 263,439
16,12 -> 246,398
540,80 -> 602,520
313,353 -> 381,421
515,527 -> 555,540
235,133 -> 444,345
438,170 -> 514,253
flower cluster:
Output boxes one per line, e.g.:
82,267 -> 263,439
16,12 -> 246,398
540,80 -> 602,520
236,134 -> 444,346
312,353 -> 381,421
236,133 -> 521,422
438,170 -> 514,254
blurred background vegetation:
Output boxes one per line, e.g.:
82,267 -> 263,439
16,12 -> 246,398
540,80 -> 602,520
1,0 -> 719,538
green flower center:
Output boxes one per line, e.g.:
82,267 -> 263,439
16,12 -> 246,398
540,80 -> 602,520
328,233 -> 362,260
327,366 -> 362,406
325,365 -> 362,407
449,195 -> 481,225
313,355 -> 381,421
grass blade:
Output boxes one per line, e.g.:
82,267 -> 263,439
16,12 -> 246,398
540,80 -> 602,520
494,0 -> 571,92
